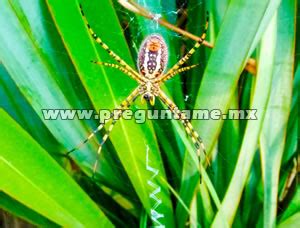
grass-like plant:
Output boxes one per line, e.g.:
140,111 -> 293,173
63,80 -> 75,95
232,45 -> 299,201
0,0 -> 298,227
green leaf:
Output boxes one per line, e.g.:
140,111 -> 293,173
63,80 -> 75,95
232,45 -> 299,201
178,0 -> 282,225
46,0 -> 174,225
279,186 -> 300,224
0,109 -> 113,227
260,0 -> 296,227
278,213 -> 300,228
282,62 -> 299,164
212,9 -> 278,226
0,64 -> 60,159
0,0 -> 102,182
0,0 -> 297,226
215,93 -> 240,199
0,192 -> 58,227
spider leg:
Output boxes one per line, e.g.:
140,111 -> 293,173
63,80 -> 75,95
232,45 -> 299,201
155,13 -> 209,83
79,4 -> 144,83
66,122 -> 106,156
91,61 -> 141,82
159,64 -> 199,83
66,88 -> 140,156
92,87 -> 140,176
92,110 -> 122,175
158,90 -> 210,170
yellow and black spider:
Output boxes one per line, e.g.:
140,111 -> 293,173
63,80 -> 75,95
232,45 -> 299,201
68,4 -> 210,174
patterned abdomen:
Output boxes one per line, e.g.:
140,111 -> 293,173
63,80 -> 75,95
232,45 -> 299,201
137,34 -> 168,79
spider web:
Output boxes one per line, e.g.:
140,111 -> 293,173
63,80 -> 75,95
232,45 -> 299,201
113,1 -> 239,194
113,1 -> 218,168
112,1 -> 221,226
115,1 -> 210,112
112,1 -> 214,225
0,1 -> 233,226
115,0 -> 208,70
26,0 -> 212,179
8,1 -> 221,224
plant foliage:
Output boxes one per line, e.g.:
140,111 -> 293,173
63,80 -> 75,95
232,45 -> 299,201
0,0 -> 298,227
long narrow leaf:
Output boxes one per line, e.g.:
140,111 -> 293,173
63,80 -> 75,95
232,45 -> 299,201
178,0 -> 282,225
46,0 -> 174,226
0,109 -> 113,227
212,12 -> 278,226
260,0 -> 296,226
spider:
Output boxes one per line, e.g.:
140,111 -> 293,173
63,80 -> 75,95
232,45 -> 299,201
67,4 -> 210,175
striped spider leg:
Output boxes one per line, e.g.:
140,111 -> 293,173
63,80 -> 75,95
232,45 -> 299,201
158,90 -> 210,170
66,4 -> 209,176
66,87 -> 139,174
91,88 -> 140,174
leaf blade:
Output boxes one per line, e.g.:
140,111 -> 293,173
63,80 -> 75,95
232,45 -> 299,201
0,109 -> 113,227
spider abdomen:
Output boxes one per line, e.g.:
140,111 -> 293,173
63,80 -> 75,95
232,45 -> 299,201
138,34 -> 168,79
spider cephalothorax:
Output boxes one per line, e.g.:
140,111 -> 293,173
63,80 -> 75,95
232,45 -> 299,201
139,81 -> 160,106
72,4 -> 210,174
